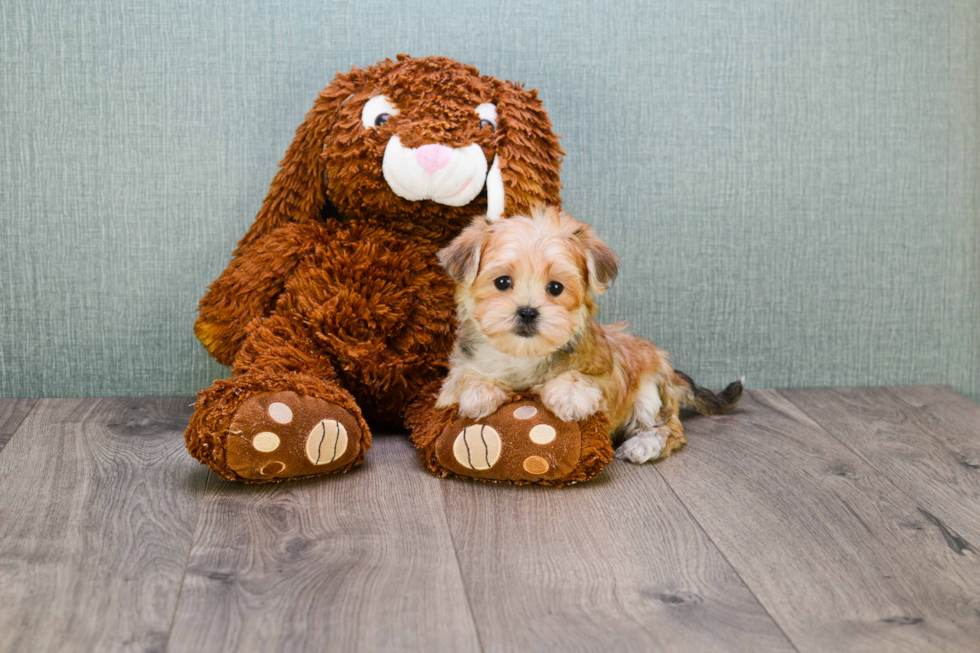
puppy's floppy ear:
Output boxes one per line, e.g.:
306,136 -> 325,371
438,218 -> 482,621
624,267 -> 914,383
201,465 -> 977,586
236,70 -> 362,251
575,224 -> 620,294
438,216 -> 491,285
487,80 -> 564,220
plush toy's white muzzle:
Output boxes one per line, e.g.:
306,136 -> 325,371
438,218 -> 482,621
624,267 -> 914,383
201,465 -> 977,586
382,136 -> 504,219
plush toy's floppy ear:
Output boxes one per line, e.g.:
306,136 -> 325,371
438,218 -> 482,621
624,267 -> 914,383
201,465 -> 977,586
437,216 -> 491,285
236,74 -> 358,251
575,223 -> 620,294
488,80 -> 564,221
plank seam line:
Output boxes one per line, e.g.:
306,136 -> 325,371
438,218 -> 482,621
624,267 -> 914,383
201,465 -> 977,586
780,387 -> 978,549
438,486 -> 487,653
654,403 -> 803,652
0,398 -> 41,457
654,468 -> 801,652
164,470 -> 212,653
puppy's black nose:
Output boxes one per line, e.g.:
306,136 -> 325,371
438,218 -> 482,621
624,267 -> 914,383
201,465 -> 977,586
516,306 -> 539,324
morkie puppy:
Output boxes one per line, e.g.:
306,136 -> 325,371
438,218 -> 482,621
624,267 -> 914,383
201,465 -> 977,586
436,205 -> 742,463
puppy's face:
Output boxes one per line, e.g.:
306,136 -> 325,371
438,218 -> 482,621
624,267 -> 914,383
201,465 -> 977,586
473,217 -> 587,357
440,206 -> 619,358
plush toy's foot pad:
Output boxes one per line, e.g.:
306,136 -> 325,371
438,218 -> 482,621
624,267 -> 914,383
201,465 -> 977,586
225,391 -> 363,481
435,400 -> 593,483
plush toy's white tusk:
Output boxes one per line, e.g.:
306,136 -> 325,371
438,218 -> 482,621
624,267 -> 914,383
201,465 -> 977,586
485,155 -> 504,221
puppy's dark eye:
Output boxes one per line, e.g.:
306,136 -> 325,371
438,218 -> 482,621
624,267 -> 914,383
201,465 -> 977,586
374,113 -> 391,127
480,119 -> 495,131
547,281 -> 564,296
494,276 -> 512,291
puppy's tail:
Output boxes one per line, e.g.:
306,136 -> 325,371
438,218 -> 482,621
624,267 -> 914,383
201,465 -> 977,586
672,371 -> 743,415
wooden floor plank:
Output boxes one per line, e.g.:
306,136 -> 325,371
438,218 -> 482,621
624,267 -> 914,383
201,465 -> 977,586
886,385 -> 980,467
167,435 -> 481,653
0,397 -> 206,653
0,398 -> 38,453
657,389 -> 980,653
5,387 -> 976,652
780,386 -> 980,544
441,456 -> 796,652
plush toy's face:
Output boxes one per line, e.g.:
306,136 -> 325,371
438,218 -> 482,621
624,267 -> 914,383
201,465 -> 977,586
339,68 -> 499,216
241,55 -> 563,248
313,56 -> 562,227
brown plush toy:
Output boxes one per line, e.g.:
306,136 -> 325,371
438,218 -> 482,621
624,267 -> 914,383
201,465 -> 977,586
185,55 -> 613,485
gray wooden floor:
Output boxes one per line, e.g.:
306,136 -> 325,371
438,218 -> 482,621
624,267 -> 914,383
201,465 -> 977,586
1,387 -> 979,652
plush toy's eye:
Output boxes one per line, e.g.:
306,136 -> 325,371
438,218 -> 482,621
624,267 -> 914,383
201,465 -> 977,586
494,276 -> 512,291
362,96 -> 399,129
476,103 -> 497,131
547,281 -> 564,296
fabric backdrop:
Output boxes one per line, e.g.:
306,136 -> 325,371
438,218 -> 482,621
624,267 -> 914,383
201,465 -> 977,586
1,0 -> 977,401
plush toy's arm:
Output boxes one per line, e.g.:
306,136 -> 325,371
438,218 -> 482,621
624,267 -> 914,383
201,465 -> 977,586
195,223 -> 322,366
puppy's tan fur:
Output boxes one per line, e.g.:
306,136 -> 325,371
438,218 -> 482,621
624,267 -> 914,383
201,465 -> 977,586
437,205 -> 742,463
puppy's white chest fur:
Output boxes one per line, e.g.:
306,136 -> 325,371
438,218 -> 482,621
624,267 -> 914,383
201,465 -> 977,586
466,340 -> 551,390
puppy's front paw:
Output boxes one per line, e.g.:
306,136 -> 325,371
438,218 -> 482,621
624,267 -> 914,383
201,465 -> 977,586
540,372 -> 604,423
458,381 -> 511,420
615,430 -> 668,464
435,384 -> 459,411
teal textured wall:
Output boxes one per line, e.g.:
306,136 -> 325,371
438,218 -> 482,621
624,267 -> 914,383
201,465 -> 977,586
1,0 -> 977,400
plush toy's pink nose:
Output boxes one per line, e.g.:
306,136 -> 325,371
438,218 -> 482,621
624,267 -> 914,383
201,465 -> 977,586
415,144 -> 453,175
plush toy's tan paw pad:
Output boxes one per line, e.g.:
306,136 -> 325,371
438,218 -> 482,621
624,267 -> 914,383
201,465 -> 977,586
436,400 -> 584,483
225,391 -> 362,481
305,419 -> 349,465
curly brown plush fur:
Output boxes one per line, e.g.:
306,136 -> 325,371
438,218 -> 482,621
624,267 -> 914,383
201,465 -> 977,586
185,55 -> 611,485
